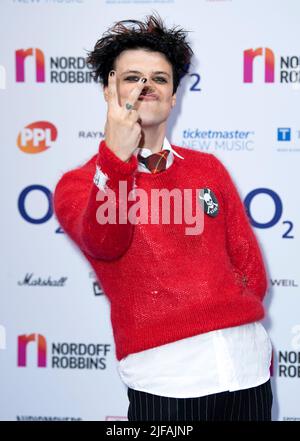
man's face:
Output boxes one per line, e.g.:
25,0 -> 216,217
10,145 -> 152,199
104,49 -> 177,127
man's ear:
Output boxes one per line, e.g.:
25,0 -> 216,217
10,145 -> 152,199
103,85 -> 108,103
171,92 -> 177,108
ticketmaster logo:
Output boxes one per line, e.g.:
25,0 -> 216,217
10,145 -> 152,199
181,129 -> 255,152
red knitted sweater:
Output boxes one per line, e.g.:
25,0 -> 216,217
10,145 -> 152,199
53,140 -> 268,361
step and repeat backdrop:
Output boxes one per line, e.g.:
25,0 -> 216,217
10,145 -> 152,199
0,0 -> 299,421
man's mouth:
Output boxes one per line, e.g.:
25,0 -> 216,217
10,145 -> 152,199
138,93 -> 158,100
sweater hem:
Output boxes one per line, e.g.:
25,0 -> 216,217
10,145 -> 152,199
115,302 -> 265,361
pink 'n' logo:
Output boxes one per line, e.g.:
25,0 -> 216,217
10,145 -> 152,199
18,334 -> 47,367
243,47 -> 275,83
16,48 -> 45,83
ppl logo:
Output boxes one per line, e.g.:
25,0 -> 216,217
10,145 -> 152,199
17,121 -> 57,153
243,47 -> 275,83
18,333 -> 47,367
16,48 -> 45,83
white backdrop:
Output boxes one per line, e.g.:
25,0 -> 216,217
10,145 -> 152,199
0,0 -> 299,421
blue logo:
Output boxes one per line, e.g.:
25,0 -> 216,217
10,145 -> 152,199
277,128 -> 291,141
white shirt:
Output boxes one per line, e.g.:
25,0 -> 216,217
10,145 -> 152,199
94,137 -> 272,398
118,321 -> 272,398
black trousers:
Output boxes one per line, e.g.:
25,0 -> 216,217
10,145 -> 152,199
127,379 -> 273,421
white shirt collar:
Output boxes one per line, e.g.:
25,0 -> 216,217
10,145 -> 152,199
135,137 -> 184,159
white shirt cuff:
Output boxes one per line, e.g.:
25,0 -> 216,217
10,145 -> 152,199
93,164 -> 109,191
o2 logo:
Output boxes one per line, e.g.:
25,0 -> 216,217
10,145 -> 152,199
245,188 -> 294,239
183,64 -> 202,92
18,184 -> 63,233
189,73 -> 201,92
18,185 -> 294,238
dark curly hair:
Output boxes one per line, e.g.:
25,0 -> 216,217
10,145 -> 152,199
86,12 -> 194,95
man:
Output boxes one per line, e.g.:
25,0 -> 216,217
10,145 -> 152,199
53,13 -> 273,421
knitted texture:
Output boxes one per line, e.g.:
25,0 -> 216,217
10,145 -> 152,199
53,140 -> 268,361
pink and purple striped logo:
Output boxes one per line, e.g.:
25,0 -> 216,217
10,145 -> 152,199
18,333 -> 47,367
243,47 -> 275,83
16,48 -> 45,83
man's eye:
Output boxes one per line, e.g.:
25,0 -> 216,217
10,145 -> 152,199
125,75 -> 167,83
125,76 -> 140,82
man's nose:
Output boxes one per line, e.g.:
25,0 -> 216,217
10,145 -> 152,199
141,82 -> 155,93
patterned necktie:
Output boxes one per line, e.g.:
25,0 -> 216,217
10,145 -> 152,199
137,149 -> 170,174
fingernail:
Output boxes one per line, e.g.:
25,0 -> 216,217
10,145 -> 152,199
109,71 -> 115,77
141,77 -> 147,83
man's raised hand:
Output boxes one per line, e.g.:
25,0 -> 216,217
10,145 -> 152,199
104,70 -> 147,162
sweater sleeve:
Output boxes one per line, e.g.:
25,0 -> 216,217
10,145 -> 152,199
211,154 -> 269,301
53,140 -> 138,261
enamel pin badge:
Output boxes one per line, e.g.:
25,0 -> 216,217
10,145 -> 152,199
198,188 -> 219,217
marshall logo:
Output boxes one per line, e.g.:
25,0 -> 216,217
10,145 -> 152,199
18,273 -> 67,287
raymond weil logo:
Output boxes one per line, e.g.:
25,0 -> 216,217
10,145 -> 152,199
270,277 -> 297,287
243,47 -> 300,85
17,121 -> 57,153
